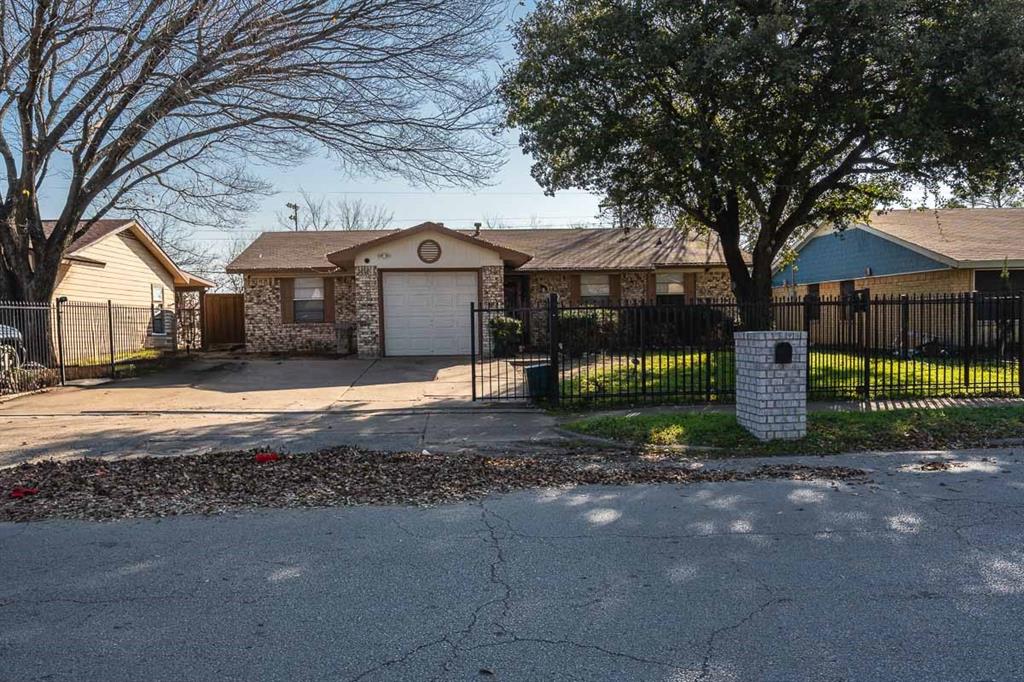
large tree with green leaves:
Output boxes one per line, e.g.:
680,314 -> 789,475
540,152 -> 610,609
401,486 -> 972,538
501,0 -> 1024,324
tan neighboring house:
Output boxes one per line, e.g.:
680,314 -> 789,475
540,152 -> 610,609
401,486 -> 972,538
227,222 -> 743,358
774,209 -> 1024,298
48,218 -> 213,348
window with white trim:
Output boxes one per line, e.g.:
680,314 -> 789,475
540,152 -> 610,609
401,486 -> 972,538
656,272 -> 685,305
580,274 -> 611,306
293,277 -> 325,322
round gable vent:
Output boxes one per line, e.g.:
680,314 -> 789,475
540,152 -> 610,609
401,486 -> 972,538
417,239 -> 442,263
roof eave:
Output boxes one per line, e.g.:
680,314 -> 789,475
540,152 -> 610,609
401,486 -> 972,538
325,222 -> 533,268
960,258 -> 1024,269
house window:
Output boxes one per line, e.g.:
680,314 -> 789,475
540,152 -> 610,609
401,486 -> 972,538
150,285 -> 166,335
580,274 -> 611,306
656,272 -> 686,305
839,280 -> 866,320
293,277 -> 325,322
804,283 -> 821,321
976,269 -> 1024,293
975,270 -> 1023,321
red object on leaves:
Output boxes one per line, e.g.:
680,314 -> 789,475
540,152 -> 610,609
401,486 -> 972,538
9,487 -> 39,499
254,452 -> 280,463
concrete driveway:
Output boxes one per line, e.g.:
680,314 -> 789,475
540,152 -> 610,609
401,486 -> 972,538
0,356 -> 562,466
2,449 -> 1023,681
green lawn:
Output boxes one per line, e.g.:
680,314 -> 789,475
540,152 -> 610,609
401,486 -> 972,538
68,347 -> 164,367
565,405 -> 1024,456
559,350 -> 1020,405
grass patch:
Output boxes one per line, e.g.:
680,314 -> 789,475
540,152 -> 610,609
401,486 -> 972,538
559,350 -> 1019,405
564,405 -> 1024,456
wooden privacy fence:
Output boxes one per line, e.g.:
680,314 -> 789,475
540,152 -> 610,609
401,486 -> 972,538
202,293 -> 245,346
471,291 -> 1024,405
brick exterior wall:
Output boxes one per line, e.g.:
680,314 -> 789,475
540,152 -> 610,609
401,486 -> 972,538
244,274 -> 356,354
776,268 -> 973,299
528,272 -> 574,307
480,266 -> 505,307
479,266 -> 506,358
527,268 -> 733,305
735,331 -> 807,441
354,265 -> 381,358
857,268 -> 973,296
620,271 -> 648,302
696,269 -> 734,300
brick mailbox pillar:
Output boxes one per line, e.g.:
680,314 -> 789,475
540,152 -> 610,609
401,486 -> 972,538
735,331 -> 808,441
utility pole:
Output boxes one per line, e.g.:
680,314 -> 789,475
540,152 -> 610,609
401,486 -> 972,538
286,202 -> 300,231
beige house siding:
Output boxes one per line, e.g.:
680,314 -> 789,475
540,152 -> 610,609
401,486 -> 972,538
54,231 -> 177,309
51,230 -> 181,354
356,231 -> 502,269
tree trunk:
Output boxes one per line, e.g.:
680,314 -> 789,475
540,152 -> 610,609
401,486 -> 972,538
716,216 -> 776,331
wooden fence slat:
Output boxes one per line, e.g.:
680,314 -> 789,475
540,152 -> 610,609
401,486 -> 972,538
203,294 -> 245,346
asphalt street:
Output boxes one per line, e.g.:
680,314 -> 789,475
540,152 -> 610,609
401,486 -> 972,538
2,449 -> 1023,681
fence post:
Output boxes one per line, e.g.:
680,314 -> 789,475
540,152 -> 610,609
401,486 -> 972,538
963,292 -> 973,389
470,302 -> 477,402
639,301 -> 647,400
862,293 -> 871,399
1018,293 -> 1023,397
705,303 -> 713,402
55,298 -> 66,386
900,295 -> 909,359
107,300 -> 116,378
547,293 -> 560,406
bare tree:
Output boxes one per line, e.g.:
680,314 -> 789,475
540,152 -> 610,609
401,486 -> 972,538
216,231 -> 257,293
334,198 -> 393,231
0,0 -> 504,301
147,216 -> 217,276
275,190 -> 393,231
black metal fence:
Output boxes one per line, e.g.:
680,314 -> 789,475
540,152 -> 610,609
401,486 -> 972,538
471,292 -> 1024,406
0,299 -> 196,396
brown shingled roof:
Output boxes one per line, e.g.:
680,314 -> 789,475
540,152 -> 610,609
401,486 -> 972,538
864,209 -> 1024,265
42,219 -> 136,254
227,226 -> 744,273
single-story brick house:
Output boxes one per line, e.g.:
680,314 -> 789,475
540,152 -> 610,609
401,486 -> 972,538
773,209 -> 1024,298
226,222 -> 741,357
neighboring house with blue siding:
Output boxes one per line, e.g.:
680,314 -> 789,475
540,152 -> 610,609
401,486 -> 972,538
774,209 -> 1024,299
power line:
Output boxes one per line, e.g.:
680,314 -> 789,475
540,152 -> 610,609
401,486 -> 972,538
178,224 -> 612,241
270,189 -> 599,196
184,216 -> 604,233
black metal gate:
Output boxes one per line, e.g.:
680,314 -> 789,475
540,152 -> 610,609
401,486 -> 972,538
471,292 -> 1024,406
472,294 -> 740,405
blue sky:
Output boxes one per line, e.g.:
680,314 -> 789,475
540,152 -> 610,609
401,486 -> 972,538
36,1 -> 604,257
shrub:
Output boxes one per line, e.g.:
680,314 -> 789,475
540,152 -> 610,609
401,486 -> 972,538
488,316 -> 523,357
559,308 -> 619,357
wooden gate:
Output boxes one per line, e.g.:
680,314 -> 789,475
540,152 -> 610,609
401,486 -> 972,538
203,293 -> 245,346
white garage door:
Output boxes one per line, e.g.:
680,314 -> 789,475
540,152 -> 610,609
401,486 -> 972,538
382,271 -> 478,356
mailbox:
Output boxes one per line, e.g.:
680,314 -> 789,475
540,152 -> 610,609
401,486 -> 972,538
774,341 -> 793,364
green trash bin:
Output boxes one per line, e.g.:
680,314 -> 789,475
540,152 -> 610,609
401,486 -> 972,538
524,363 -> 552,402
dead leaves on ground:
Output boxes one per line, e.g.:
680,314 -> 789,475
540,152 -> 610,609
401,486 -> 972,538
0,448 -> 868,522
